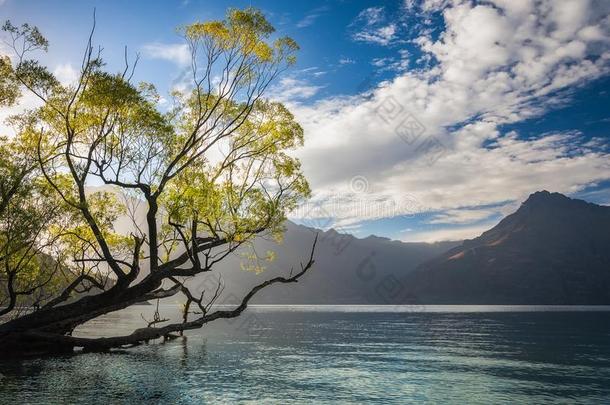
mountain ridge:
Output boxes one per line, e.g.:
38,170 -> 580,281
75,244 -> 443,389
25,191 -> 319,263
208,220 -> 460,304
402,191 -> 610,304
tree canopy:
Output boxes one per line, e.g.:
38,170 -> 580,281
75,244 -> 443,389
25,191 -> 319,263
0,8 -> 316,357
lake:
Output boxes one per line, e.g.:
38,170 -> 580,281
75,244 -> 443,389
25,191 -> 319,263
2,305 -> 610,404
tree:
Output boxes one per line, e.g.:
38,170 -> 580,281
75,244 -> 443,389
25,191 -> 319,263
0,134 -> 67,318
0,8 -> 316,358
0,33 -> 68,320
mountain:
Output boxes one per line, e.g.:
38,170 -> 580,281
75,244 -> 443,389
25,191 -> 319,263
403,191 -> 610,304
101,184 -> 459,304
198,221 -> 459,304
109,188 -> 610,305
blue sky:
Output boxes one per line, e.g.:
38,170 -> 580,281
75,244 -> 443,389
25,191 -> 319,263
2,0 -> 610,242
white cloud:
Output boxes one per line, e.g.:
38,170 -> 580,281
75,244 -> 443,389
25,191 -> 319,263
351,7 -> 397,46
401,222 -> 497,242
403,0 -> 417,11
290,0 -> 610,241
53,63 -> 79,86
356,7 -> 385,26
296,6 -> 329,28
0,92 -> 42,137
141,43 -> 190,66
371,50 -> 410,72
427,207 -> 501,225
372,57 -> 391,67
354,24 -> 397,46
268,77 -> 324,104
339,57 -> 356,65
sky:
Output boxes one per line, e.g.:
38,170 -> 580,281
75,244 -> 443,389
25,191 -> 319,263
1,0 -> 610,242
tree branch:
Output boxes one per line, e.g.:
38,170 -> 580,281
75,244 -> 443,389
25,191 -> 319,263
20,234 -> 317,352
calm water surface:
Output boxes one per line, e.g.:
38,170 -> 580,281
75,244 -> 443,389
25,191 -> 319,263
1,305 -> 610,404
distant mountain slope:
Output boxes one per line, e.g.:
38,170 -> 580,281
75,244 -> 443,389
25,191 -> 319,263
403,191 -> 610,304
102,184 -> 459,304
198,221 -> 459,304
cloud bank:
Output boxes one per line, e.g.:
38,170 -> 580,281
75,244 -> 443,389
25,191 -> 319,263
288,0 -> 610,241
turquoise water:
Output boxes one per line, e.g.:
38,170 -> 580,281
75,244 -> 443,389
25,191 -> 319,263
2,305 -> 610,404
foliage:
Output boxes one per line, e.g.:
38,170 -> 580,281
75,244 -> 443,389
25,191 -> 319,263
0,135 -> 66,315
0,55 -> 20,107
0,8 -> 314,354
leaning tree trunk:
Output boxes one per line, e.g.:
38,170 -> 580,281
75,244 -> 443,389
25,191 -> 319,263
0,238 -> 317,358
0,278 -> 164,357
